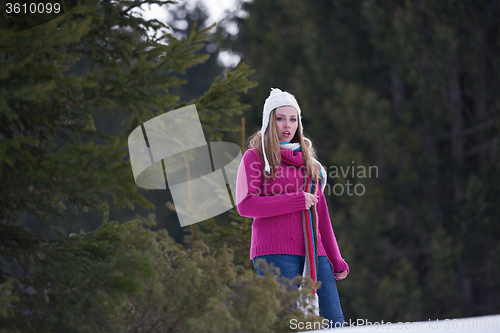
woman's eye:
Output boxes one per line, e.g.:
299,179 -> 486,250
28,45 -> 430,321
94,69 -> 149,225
276,117 -> 282,120
291,118 -> 297,121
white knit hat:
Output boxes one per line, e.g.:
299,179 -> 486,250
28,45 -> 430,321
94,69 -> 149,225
261,88 -> 303,174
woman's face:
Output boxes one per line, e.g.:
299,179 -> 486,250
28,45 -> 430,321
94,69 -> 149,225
274,106 -> 299,143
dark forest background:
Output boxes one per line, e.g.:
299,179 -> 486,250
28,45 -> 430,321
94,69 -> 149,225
0,0 -> 499,331
217,0 -> 500,321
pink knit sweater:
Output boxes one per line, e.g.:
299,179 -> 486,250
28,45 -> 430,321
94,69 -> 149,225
235,147 -> 349,277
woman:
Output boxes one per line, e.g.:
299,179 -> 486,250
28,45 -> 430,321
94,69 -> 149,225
235,88 -> 349,327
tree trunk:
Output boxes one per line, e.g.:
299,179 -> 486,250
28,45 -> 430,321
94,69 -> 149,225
473,26 -> 488,160
449,39 -> 464,202
391,60 -> 404,120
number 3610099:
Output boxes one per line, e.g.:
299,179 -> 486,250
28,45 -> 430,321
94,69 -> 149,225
5,2 -> 61,14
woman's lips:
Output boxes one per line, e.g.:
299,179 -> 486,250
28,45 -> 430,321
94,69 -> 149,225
283,131 -> 290,136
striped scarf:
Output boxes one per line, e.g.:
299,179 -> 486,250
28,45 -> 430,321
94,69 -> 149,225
279,142 -> 322,316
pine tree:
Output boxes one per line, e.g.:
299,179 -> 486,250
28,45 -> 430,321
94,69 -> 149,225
0,0 -> 328,331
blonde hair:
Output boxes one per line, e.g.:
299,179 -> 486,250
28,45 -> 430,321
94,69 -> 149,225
247,108 -> 320,181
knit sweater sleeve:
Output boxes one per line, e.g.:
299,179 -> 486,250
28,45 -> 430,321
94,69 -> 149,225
235,149 -> 305,218
317,190 -> 349,280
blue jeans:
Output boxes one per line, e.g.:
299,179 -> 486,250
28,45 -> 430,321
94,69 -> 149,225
252,254 -> 345,328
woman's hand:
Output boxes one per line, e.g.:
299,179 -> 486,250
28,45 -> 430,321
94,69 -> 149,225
304,192 -> 319,210
334,270 -> 348,280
